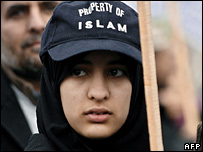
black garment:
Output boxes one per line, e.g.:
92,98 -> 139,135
1,69 -> 32,151
160,107 -> 190,151
159,97 -> 197,151
25,52 -> 150,151
25,134 -> 56,151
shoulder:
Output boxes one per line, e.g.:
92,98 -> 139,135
25,133 -> 57,151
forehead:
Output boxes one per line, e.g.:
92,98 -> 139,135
2,1 -> 43,7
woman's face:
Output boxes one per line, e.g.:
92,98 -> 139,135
60,51 -> 132,139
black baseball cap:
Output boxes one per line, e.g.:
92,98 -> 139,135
40,1 -> 142,63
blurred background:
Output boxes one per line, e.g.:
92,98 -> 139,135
123,1 -> 202,151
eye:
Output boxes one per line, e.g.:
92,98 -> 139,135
108,69 -> 124,77
7,6 -> 28,19
72,69 -> 87,77
41,2 -> 58,13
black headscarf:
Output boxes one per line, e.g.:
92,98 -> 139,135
31,51 -> 150,151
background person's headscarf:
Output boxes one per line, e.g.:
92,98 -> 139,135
33,51 -> 150,151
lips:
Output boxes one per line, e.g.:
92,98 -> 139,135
29,41 -> 41,48
84,108 -> 112,123
21,35 -> 42,50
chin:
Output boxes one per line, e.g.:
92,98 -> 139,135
80,125 -> 116,139
84,133 -> 111,140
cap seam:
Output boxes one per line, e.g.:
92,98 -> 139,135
47,37 -> 140,51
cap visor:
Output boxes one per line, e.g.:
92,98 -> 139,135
48,39 -> 142,63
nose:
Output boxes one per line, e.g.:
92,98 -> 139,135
28,8 -> 46,34
88,75 -> 110,101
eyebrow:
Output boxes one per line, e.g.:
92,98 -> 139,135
5,1 -> 58,18
40,1 -> 59,8
6,4 -> 28,17
7,4 -> 28,10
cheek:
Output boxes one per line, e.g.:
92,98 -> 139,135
1,21 -> 25,51
43,14 -> 53,24
60,86 -> 75,117
60,80 -> 85,122
111,79 -> 132,123
1,22 -> 26,68
113,79 -> 132,104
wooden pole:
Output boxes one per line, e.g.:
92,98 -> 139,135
137,1 -> 164,151
166,1 -> 200,141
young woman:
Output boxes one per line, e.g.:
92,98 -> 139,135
25,1 -> 150,151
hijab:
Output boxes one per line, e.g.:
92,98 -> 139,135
31,51 -> 150,151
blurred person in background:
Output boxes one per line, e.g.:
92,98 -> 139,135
155,49 -> 196,150
1,1 -> 60,151
153,23 -> 202,150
